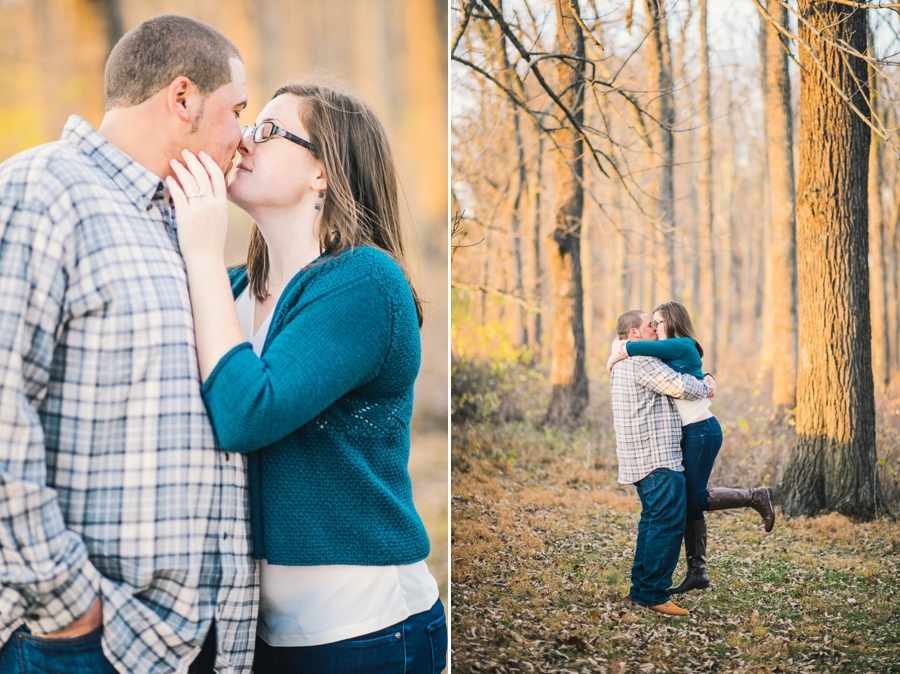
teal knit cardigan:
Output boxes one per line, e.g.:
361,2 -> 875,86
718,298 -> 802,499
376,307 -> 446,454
625,337 -> 704,380
200,246 -> 430,566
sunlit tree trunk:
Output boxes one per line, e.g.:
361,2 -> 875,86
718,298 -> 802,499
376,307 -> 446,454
720,100 -> 736,350
867,41 -> 888,392
780,2 -> 876,520
91,0 -> 124,53
530,134 -> 545,353
755,12 -> 773,368
695,0 -> 716,369
495,13 -> 528,348
765,0 -> 798,407
582,213 -> 593,353
644,0 -> 676,306
887,191 -> 899,371
544,0 -> 588,426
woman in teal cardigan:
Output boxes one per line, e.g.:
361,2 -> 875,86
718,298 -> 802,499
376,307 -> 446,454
166,82 -> 445,673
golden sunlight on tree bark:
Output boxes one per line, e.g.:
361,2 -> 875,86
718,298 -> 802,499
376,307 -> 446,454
764,0 -> 798,409
544,0 -> 589,427
780,1 -> 877,520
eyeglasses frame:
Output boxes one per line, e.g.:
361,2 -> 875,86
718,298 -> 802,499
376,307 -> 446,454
242,122 -> 315,152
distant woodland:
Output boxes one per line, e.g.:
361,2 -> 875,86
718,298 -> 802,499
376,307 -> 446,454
451,0 -> 900,518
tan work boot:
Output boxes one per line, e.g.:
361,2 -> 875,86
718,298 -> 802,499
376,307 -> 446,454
648,601 -> 690,617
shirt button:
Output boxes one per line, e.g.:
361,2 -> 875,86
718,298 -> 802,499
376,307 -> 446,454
223,532 -> 228,540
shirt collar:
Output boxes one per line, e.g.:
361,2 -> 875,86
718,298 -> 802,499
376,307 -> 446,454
61,115 -> 167,211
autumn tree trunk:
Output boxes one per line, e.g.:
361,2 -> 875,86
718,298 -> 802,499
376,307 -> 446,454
697,0 -> 716,370
868,53 -> 888,392
530,133 -> 544,353
644,0 -> 676,306
757,13 -> 775,363
496,13 -> 528,348
765,0 -> 798,408
779,2 -> 877,519
544,0 -> 588,426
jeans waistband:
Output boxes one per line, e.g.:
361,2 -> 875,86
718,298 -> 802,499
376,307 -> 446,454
682,416 -> 720,433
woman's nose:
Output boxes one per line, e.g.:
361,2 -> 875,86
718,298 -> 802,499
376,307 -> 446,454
237,132 -> 254,156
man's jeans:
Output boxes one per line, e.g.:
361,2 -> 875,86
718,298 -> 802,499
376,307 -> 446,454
682,417 -> 723,522
630,468 -> 687,607
0,621 -> 217,674
0,626 -> 116,674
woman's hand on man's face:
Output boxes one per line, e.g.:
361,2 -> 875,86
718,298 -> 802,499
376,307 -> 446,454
166,149 -> 229,266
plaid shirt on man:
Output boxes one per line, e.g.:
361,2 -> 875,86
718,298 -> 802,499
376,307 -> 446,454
0,116 -> 257,674
610,355 -> 710,484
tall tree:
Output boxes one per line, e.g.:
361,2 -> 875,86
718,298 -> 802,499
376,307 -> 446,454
530,132 -> 545,353
644,0 -> 677,305
697,0 -> 716,370
868,34 -> 889,392
544,0 -> 588,426
495,11 -> 528,347
780,2 -> 877,519
764,0 -> 798,407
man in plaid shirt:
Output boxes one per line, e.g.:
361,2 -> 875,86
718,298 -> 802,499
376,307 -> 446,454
609,310 -> 714,618
0,17 -> 256,674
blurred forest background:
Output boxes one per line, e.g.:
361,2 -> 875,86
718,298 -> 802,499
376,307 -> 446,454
451,1 -> 900,670
0,0 -> 448,604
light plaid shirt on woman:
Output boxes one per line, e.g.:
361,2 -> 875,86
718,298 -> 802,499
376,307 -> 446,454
610,355 -> 710,484
0,116 -> 257,674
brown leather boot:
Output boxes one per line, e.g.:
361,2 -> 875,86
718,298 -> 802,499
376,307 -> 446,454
706,486 -> 775,532
669,519 -> 709,594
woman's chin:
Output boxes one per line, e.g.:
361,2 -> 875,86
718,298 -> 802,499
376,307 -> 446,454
225,186 -> 249,211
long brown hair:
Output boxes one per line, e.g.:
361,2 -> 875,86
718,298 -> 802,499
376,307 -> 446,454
245,81 -> 423,326
652,301 -> 704,358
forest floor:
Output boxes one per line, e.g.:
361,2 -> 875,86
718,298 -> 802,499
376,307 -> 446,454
451,358 -> 900,673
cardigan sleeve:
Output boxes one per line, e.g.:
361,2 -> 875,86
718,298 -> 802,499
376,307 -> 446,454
200,272 -> 393,453
625,338 -> 691,360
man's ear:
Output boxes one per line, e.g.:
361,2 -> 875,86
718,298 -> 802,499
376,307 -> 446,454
166,76 -> 198,123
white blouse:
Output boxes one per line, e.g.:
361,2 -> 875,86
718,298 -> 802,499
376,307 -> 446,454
234,287 -> 439,646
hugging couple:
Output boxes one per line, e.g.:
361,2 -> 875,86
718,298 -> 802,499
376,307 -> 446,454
0,15 -> 445,674
608,302 -> 776,617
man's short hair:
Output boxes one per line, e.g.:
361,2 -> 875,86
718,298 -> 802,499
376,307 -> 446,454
616,310 -> 645,339
104,15 -> 242,111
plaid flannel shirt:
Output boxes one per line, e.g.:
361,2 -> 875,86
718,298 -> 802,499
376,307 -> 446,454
610,355 -> 710,484
0,116 -> 257,674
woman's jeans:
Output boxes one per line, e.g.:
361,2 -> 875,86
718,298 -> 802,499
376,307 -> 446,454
630,468 -> 686,607
253,598 -> 448,674
682,417 -> 723,522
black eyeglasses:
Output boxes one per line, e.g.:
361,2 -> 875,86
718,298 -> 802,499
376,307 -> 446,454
651,319 -> 665,328
242,122 -> 315,152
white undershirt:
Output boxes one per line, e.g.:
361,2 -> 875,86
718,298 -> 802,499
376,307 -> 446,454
234,287 -> 439,647
673,397 -> 713,426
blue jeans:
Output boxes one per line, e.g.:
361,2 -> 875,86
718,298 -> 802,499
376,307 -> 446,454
630,468 -> 687,607
0,621 -> 216,674
0,626 -> 116,674
682,417 -> 723,522
253,599 -> 447,674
